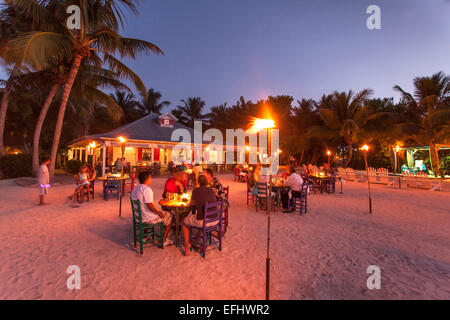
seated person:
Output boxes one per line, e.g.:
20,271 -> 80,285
163,170 -> 187,198
87,165 -> 97,182
302,163 -> 314,178
181,175 -> 218,256
71,166 -> 90,203
204,168 -> 229,207
192,162 -> 203,187
281,167 -> 304,213
114,158 -> 122,172
131,172 -> 173,247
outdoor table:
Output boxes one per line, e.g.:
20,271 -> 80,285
159,199 -> 194,248
310,175 -> 330,194
271,185 -> 289,211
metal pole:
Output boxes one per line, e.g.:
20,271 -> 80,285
119,145 -> 125,217
364,152 -> 372,214
266,127 -> 272,301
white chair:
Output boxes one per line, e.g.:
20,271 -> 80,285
375,168 -> 393,185
345,168 -> 359,182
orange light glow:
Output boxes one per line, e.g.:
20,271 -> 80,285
396,145 -> 400,153
327,150 -> 331,156
246,146 -> 250,152
247,118 -> 276,134
118,136 -> 126,144
89,141 -> 96,149
361,145 -> 370,151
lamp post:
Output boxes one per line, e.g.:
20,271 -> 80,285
327,150 -> 332,166
395,145 -> 401,189
361,145 -> 372,214
248,118 -> 276,301
89,141 -> 97,166
118,136 -> 127,217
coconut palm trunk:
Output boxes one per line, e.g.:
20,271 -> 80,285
343,142 -> 353,168
429,142 -> 440,175
0,63 -> 20,158
32,83 -> 60,177
299,150 -> 304,164
49,54 -> 83,178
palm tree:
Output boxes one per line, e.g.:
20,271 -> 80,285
138,88 -> 170,115
393,71 -> 450,173
9,0 -> 163,176
290,99 -> 322,163
0,2 -> 32,157
172,97 -> 208,127
207,102 -> 230,131
110,90 -> 142,124
309,89 -> 374,167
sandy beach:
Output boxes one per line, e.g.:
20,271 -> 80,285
0,174 -> 449,300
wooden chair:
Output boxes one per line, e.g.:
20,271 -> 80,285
291,181 -> 309,215
130,199 -> 164,255
88,179 -> 95,199
376,168 -> 390,185
246,175 -> 256,205
337,167 -> 346,179
367,167 -> 377,183
104,177 -> 121,201
189,201 -> 224,258
415,172 -> 442,191
223,186 -> 229,234
234,166 -> 240,182
323,175 -> 336,194
404,172 -> 417,188
124,171 -> 136,194
74,175 -> 90,202
345,168 -> 359,182
255,182 -> 276,212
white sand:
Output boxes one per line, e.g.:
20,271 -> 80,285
0,174 -> 449,300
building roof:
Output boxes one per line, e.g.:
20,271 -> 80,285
68,114 -> 210,147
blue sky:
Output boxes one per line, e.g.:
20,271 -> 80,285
2,0 -> 450,111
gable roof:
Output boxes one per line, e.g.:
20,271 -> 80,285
92,114 -> 194,142
158,112 -> 178,121
68,114 -> 213,147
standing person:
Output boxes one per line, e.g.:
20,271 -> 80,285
38,158 -> 51,205
132,172 -> 173,247
181,175 -> 218,256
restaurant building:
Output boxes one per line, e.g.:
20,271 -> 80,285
67,113 -> 227,176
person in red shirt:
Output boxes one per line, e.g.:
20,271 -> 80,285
163,170 -> 187,198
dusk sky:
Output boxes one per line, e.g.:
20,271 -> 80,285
3,0 -> 450,111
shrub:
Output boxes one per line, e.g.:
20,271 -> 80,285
0,153 -> 32,179
66,159 -> 83,175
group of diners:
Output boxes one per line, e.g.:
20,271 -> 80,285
131,167 -> 228,256
246,161 -> 337,213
